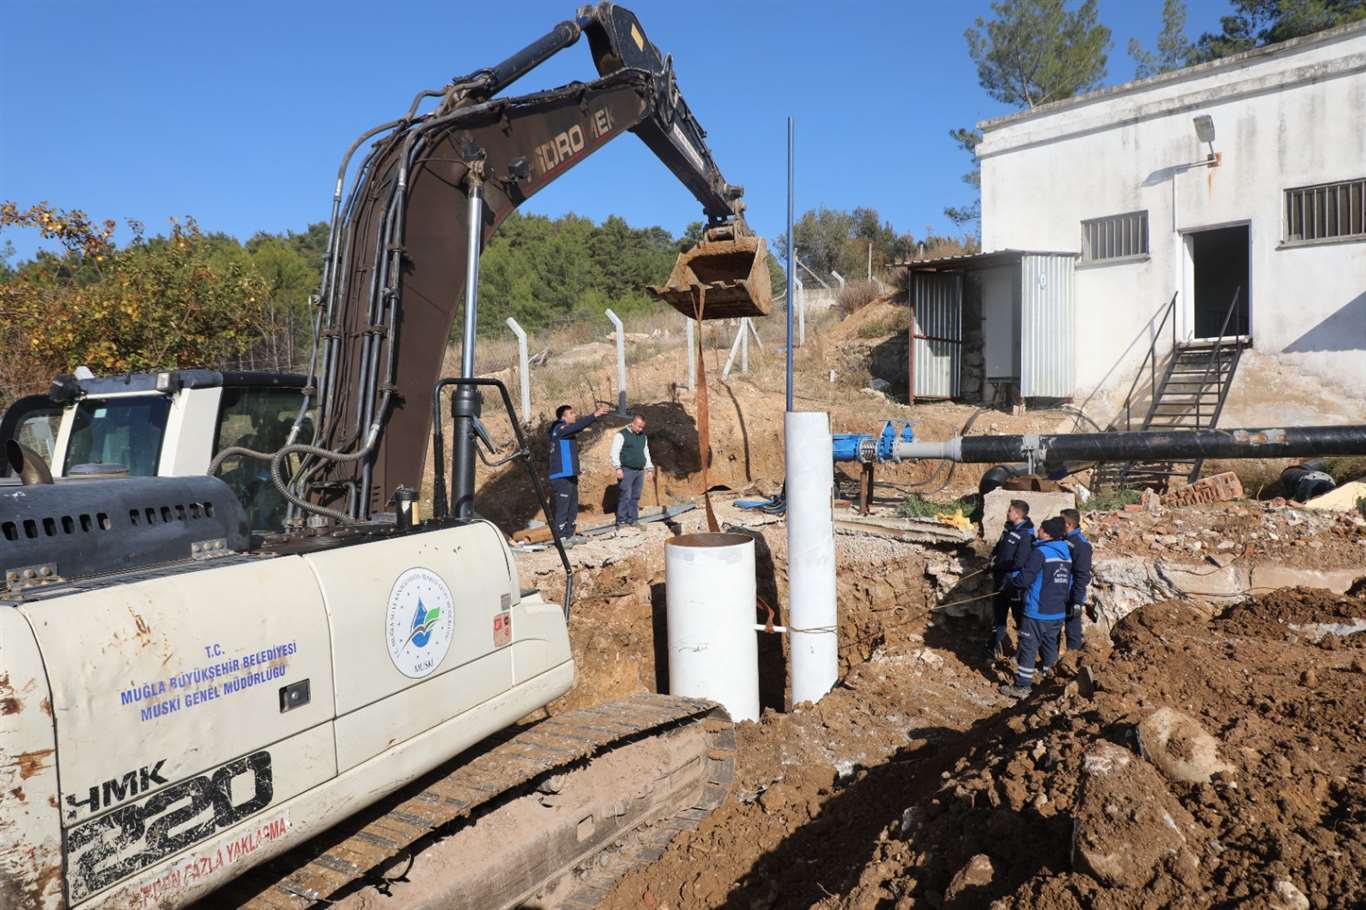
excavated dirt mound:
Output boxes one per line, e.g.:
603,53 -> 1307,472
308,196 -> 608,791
820,585 -> 1366,910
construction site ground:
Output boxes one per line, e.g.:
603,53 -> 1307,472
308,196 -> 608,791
469,306 -> 1366,909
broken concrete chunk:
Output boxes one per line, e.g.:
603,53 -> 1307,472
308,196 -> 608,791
1136,707 -> 1236,785
1163,472 -> 1244,508
1072,742 -> 1205,889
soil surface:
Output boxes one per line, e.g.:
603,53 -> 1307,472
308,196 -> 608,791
585,581 -> 1366,910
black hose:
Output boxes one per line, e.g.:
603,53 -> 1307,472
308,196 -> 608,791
957,425 -> 1366,465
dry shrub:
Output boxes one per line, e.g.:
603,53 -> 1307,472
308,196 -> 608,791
837,279 -> 881,317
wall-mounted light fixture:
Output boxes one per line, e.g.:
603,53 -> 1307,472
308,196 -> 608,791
1193,114 -> 1216,161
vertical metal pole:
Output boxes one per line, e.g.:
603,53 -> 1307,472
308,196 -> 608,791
785,117 -> 795,413
451,179 -> 485,519
506,316 -> 531,424
606,308 -> 627,416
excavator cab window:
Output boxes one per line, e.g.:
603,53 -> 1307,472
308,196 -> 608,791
64,395 -> 171,477
213,386 -> 309,530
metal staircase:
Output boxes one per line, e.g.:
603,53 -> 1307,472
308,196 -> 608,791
1094,289 -> 1248,491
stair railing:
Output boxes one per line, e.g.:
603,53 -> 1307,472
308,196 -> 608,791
1193,286 -> 1242,428
1115,292 -> 1179,433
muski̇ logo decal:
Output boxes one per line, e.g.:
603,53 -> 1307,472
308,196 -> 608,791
385,568 -> 455,678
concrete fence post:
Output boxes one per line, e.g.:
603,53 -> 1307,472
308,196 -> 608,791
605,308 -> 627,416
722,319 -> 746,379
505,317 -> 531,424
740,317 -> 750,373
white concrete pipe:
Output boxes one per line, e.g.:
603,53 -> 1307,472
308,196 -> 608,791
665,532 -> 760,722
785,411 -> 838,705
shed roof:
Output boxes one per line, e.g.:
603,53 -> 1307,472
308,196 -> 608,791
897,249 -> 1077,271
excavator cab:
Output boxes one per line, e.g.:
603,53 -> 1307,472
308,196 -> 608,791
651,223 -> 772,320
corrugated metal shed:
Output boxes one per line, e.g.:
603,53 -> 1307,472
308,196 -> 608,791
902,249 -> 1077,401
910,272 -> 962,399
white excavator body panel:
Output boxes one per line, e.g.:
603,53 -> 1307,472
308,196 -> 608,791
0,522 -> 573,908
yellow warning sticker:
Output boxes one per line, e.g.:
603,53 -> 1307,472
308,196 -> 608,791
630,22 -> 645,51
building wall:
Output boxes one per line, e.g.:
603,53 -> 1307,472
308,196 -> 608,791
978,25 -> 1366,404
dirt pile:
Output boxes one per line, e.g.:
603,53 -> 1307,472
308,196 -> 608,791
1084,498 -> 1366,569
828,584 -> 1366,910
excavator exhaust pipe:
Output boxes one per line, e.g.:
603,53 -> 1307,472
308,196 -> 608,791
651,225 -> 772,320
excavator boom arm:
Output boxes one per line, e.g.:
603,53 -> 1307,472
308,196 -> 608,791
293,3 -> 767,521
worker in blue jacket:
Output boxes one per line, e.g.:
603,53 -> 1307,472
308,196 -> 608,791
1061,508 -> 1093,651
986,499 -> 1034,659
1000,516 -> 1072,698
547,401 -> 610,545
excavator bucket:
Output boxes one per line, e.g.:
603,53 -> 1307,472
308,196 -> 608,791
650,230 -> 772,320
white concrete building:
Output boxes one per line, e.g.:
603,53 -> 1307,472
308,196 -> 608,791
971,21 -> 1366,406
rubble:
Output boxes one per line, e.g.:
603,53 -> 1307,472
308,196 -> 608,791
1161,471 -> 1245,507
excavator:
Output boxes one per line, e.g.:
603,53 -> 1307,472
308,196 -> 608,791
0,5 -> 770,908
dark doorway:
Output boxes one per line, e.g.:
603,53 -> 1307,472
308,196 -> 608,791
1191,225 -> 1250,338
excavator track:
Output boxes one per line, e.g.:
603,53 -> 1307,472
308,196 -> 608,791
219,694 -> 735,910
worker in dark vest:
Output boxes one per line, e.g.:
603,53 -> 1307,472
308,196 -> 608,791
1000,516 -> 1073,698
548,401 -> 609,545
986,499 -> 1034,659
1061,508 -> 1093,651
610,414 -> 653,529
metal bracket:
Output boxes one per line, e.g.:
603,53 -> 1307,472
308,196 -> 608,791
4,563 -> 60,594
190,539 -> 230,560
1020,434 -> 1046,474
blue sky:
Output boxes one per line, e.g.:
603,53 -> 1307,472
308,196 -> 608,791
1,1 -> 1232,262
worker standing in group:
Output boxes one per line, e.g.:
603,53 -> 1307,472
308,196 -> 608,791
548,401 -> 611,545
610,414 -> 654,530
987,499 -> 1034,659
1061,508 -> 1093,651
1000,516 -> 1073,698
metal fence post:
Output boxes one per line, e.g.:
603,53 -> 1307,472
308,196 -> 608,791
605,308 -> 627,416
505,317 -> 531,424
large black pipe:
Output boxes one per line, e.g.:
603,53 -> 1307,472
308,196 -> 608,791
898,425 -> 1366,466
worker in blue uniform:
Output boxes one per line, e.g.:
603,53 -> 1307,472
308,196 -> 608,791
1061,508 -> 1093,651
986,499 -> 1034,659
547,401 -> 610,544
1000,516 -> 1073,699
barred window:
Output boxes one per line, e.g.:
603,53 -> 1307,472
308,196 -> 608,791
1081,210 -> 1149,262
1285,178 -> 1366,244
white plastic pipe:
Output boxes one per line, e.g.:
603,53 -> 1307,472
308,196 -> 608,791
685,316 -> 696,390
605,308 -> 627,416
785,411 -> 837,705
505,316 -> 531,423
665,532 -> 760,722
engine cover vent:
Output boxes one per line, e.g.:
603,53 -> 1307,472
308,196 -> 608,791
0,476 -> 250,588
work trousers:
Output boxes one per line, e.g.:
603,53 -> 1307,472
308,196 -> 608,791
1014,617 -> 1064,688
616,467 -> 644,525
991,587 -> 1023,648
1065,606 -> 1085,651
550,476 -> 579,538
